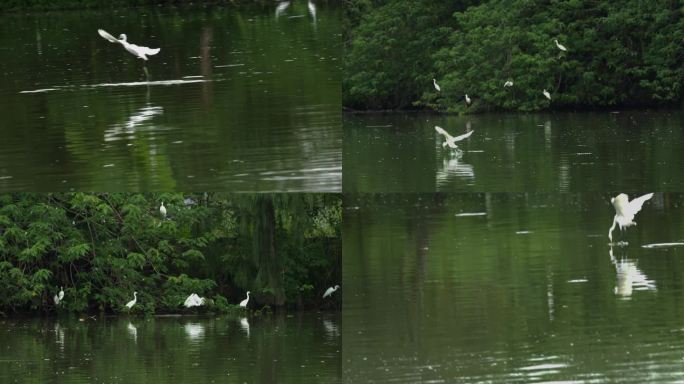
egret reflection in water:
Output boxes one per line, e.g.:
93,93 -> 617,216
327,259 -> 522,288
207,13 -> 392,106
184,323 -> 206,341
436,153 -> 475,187
127,322 -> 138,342
609,246 -> 656,298
239,317 -> 250,338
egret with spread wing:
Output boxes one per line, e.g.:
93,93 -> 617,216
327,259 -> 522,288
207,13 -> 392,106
98,29 -> 160,61
435,126 -> 474,149
608,193 -> 653,242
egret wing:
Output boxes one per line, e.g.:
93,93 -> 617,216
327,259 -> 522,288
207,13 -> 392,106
98,29 -> 120,43
434,126 -> 453,140
141,47 -> 161,56
627,193 -> 653,215
452,130 -> 474,142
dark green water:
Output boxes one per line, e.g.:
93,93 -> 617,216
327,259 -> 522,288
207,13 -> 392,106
343,111 -> 684,193
0,3 -> 340,191
343,194 -> 684,383
0,314 -> 340,383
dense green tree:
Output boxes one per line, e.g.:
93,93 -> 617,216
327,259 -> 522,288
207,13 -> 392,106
344,0 -> 684,112
0,193 -> 340,315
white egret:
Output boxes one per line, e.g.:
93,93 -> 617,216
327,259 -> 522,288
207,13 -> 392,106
159,202 -> 166,218
434,126 -> 474,149
323,285 -> 340,298
433,79 -> 441,92
543,89 -> 551,100
465,94 -> 472,105
184,293 -> 205,308
504,80 -> 513,87
239,291 -> 250,308
98,29 -> 160,61
554,39 -> 568,52
53,286 -> 64,306
125,291 -> 138,309
608,193 -> 653,242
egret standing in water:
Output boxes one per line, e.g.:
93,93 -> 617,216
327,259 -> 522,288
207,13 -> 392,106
98,29 -> 160,61
433,79 -> 441,92
608,193 -> 653,242
125,291 -> 138,309
554,39 -> 568,52
323,285 -> 340,298
239,291 -> 250,308
53,286 -> 64,306
159,202 -> 166,218
543,89 -> 551,100
435,126 -> 474,149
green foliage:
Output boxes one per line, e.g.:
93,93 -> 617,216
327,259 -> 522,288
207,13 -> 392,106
344,0 -> 684,112
0,193 -> 341,314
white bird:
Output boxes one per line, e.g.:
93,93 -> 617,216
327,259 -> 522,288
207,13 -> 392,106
434,126 -> 474,149
239,291 -> 250,308
504,80 -> 513,87
125,291 -> 138,309
608,193 -> 653,242
275,1 -> 290,18
53,286 -> 64,306
159,202 -> 166,218
543,89 -> 551,100
184,293 -> 205,308
323,285 -> 340,298
465,94 -> 472,105
98,29 -> 160,61
554,39 -> 568,52
433,79 -> 441,92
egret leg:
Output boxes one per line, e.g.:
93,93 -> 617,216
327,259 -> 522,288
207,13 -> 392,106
608,216 -> 617,242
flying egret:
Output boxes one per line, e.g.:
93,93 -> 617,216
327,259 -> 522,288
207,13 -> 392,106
433,79 -> 441,92
53,286 -> 64,306
323,285 -> 340,298
239,291 -> 250,308
465,94 -> 472,105
434,126 -> 474,149
543,89 -> 551,100
160,202 -> 166,218
554,39 -> 568,52
504,80 -> 513,87
98,29 -> 160,61
608,193 -> 653,242
125,291 -> 138,309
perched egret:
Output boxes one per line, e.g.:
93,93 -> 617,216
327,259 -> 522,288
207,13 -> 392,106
239,291 -> 250,308
465,94 -> 472,105
433,79 -> 441,92
125,291 -> 138,309
608,193 -> 653,242
53,286 -> 64,306
184,293 -> 205,308
554,39 -> 568,52
322,285 -> 340,298
504,80 -> 514,87
160,202 -> 166,218
98,29 -> 160,61
434,126 -> 474,149
543,89 -> 551,100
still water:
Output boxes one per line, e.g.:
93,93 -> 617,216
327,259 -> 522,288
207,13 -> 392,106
343,111 -> 684,193
0,3 -> 341,191
343,193 -> 684,382
0,313 -> 340,383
